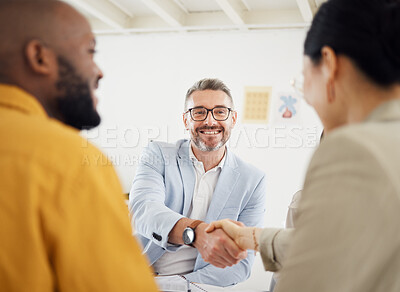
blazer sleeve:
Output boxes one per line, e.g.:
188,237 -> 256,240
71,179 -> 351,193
185,174 -> 267,287
129,142 -> 184,249
275,133 -> 400,292
259,228 -> 293,272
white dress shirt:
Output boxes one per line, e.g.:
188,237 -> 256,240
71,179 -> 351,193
153,146 -> 225,276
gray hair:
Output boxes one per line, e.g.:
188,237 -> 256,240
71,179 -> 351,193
184,78 -> 234,110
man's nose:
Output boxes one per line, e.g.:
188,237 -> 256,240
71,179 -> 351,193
204,110 -> 217,125
95,62 -> 104,82
98,68 -> 104,80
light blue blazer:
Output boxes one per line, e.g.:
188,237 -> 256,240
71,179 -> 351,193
129,139 -> 266,286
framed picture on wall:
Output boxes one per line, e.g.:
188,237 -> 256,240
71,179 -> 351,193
271,92 -> 302,124
242,86 -> 272,124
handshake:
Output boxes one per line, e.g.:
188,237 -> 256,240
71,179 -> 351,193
192,219 -> 261,269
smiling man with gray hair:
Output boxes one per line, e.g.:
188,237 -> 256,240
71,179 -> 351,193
129,78 -> 267,286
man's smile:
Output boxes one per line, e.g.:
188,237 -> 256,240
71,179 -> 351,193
199,129 -> 222,135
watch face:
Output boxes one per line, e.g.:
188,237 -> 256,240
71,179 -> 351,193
183,227 -> 195,245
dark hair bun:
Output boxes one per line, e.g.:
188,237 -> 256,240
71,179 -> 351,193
379,1 -> 400,66
304,0 -> 400,86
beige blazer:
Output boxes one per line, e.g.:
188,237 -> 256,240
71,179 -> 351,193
260,99 -> 400,292
286,190 -> 302,228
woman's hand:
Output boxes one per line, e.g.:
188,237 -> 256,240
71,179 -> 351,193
205,219 -> 260,251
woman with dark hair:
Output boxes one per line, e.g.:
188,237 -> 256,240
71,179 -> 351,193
207,0 -> 400,291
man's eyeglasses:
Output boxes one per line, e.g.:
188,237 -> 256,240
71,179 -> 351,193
185,106 -> 233,121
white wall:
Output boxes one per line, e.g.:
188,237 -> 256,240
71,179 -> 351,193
84,29 -> 323,290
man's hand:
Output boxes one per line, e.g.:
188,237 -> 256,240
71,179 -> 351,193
205,219 -> 261,251
193,222 -> 247,268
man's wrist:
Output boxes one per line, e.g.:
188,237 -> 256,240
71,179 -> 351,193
192,222 -> 208,246
182,220 -> 204,246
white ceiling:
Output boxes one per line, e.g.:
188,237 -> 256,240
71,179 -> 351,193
63,0 -> 327,35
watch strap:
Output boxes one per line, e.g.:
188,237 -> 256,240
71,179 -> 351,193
188,220 -> 203,230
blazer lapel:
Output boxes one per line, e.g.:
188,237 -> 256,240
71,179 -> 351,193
177,141 -> 196,216
205,149 -> 240,222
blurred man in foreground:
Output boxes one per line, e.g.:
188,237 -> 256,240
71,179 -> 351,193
0,1 -> 158,291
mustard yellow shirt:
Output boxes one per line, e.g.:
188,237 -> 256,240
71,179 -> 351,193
0,84 -> 158,292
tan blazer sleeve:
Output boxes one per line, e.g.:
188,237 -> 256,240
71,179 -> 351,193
275,131 -> 400,292
286,190 -> 302,228
259,228 -> 294,272
257,190 -> 300,272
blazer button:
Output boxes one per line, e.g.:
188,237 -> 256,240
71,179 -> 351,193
152,232 -> 162,241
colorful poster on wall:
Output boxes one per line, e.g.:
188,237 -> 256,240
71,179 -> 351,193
272,92 -> 302,124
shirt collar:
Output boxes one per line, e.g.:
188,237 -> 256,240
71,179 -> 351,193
0,84 -> 48,118
189,144 -> 226,172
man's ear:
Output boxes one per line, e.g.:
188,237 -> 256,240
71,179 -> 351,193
183,112 -> 189,130
25,39 -> 55,75
230,110 -> 237,128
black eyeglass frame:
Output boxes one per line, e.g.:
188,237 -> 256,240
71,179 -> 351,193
185,106 -> 233,121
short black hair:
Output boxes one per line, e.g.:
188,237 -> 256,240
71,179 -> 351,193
304,0 -> 400,87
